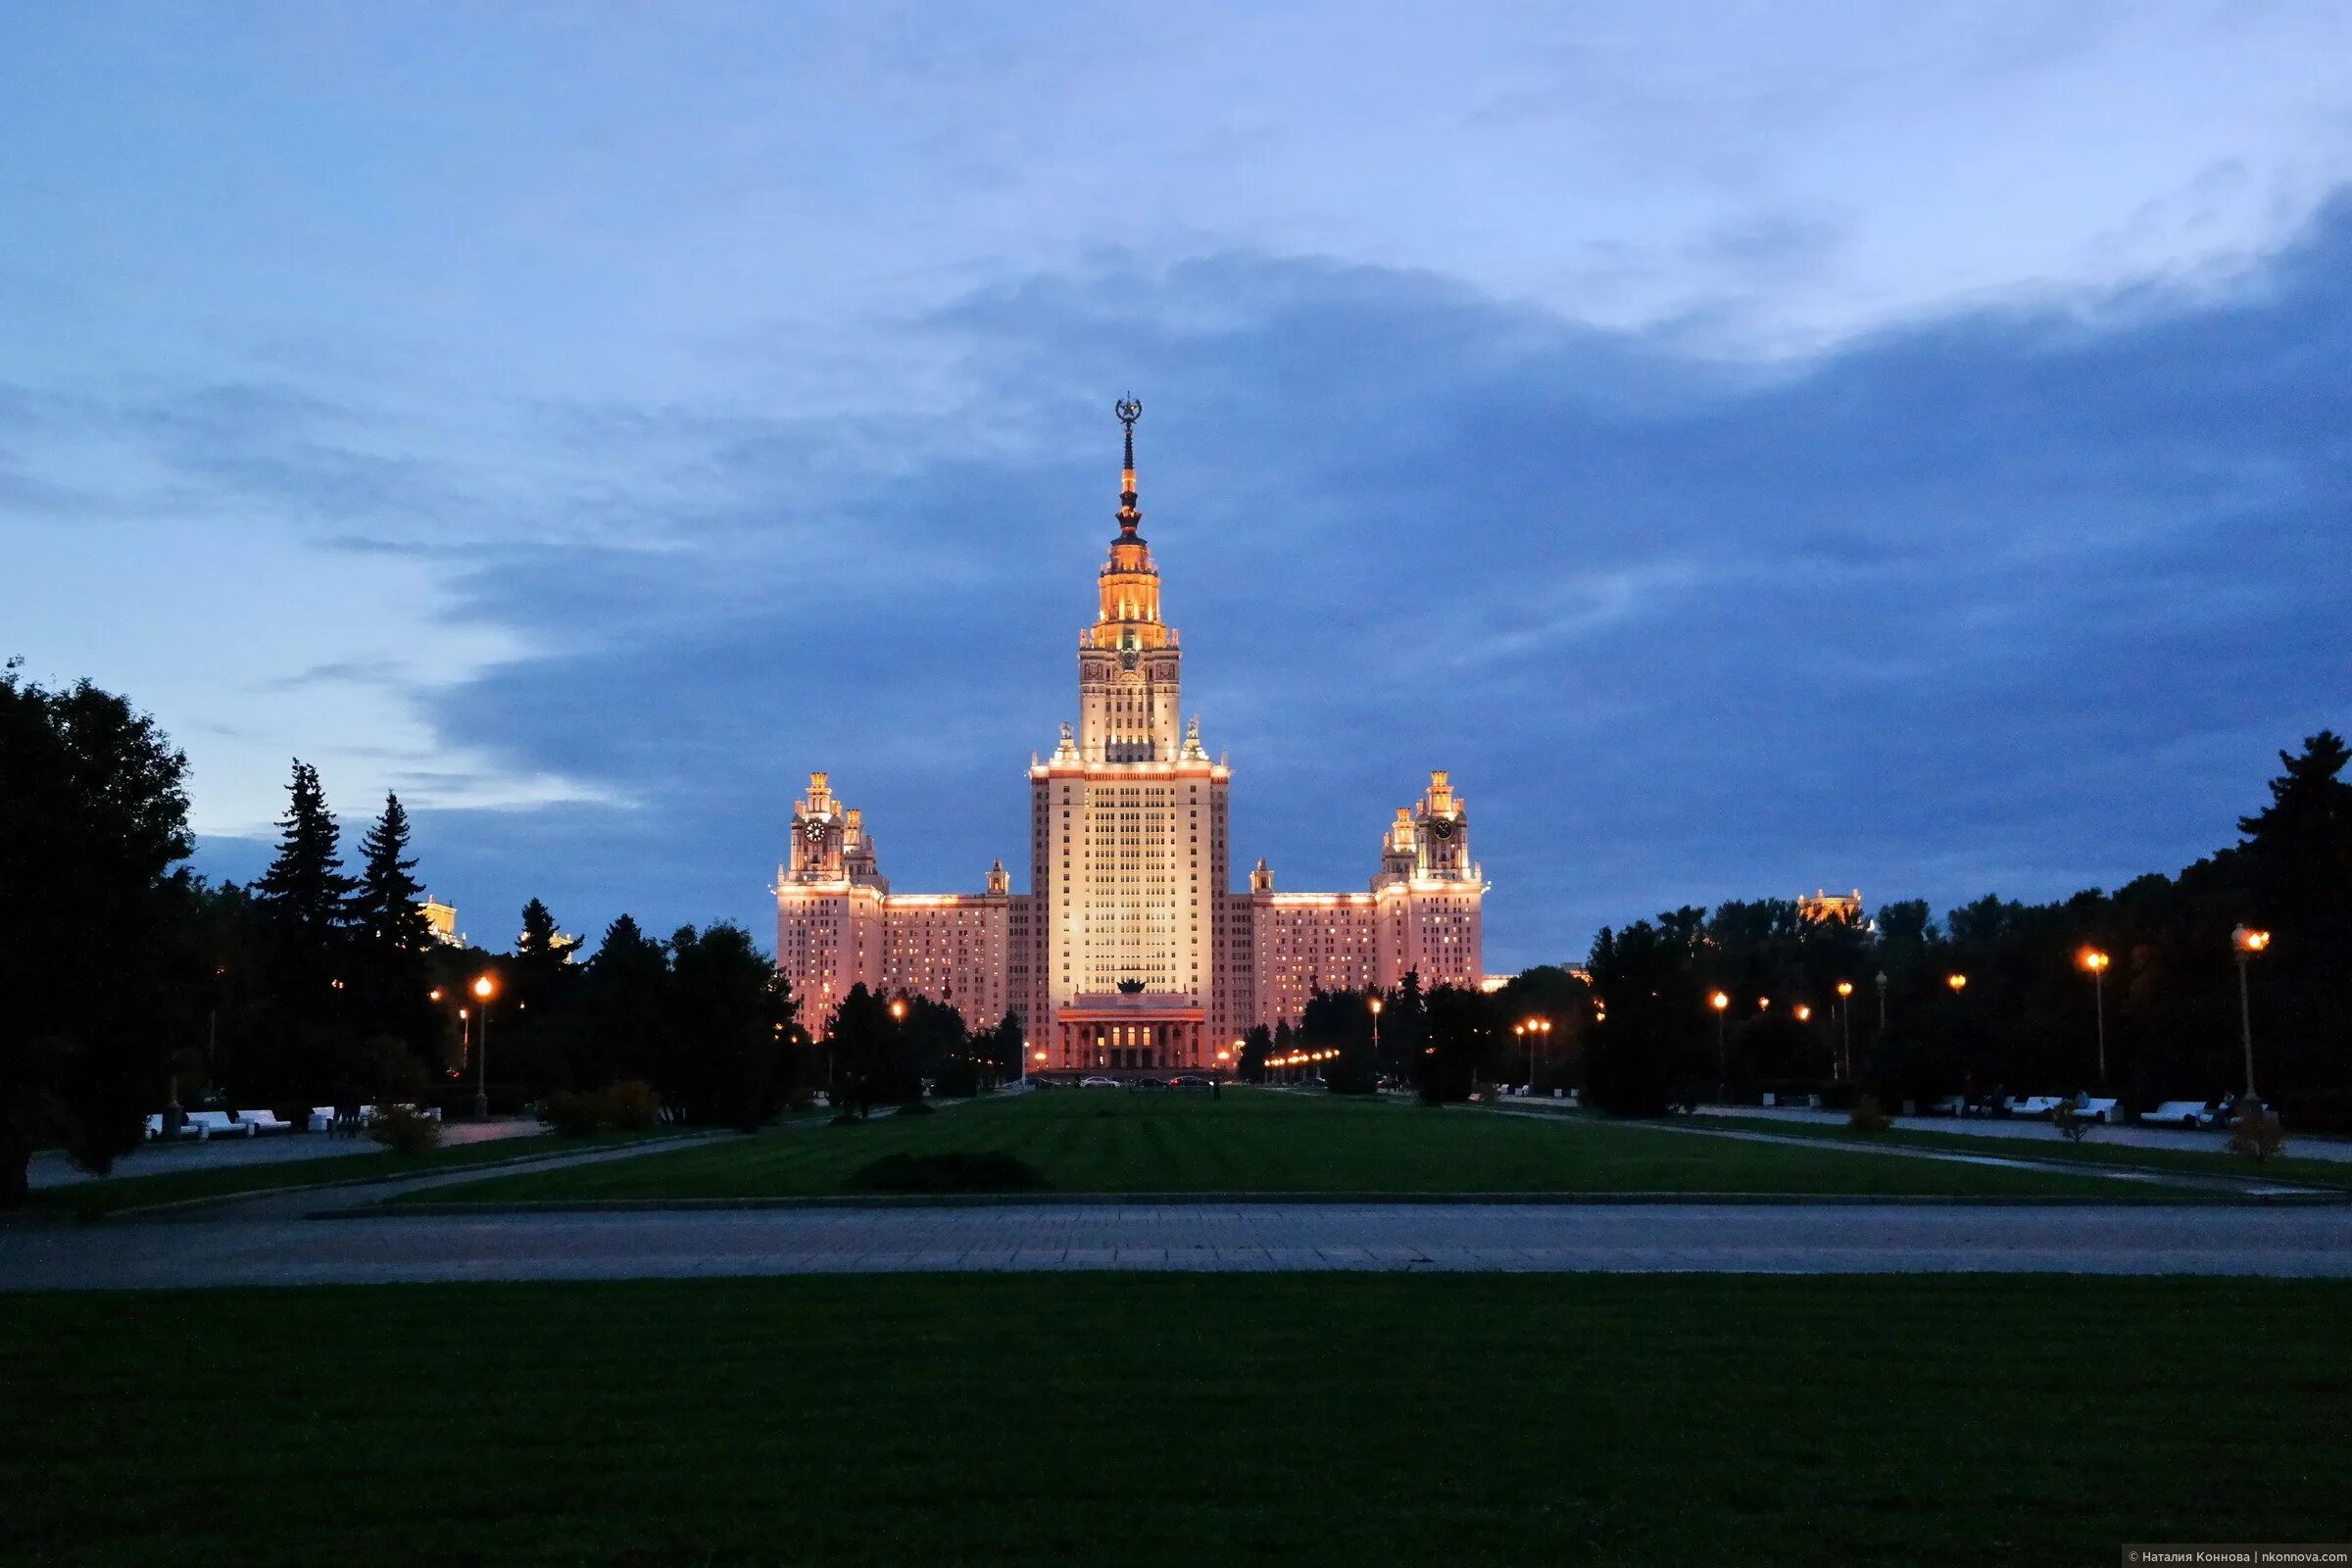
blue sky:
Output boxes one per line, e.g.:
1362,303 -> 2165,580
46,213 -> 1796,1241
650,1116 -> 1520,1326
4,3 -> 2348,967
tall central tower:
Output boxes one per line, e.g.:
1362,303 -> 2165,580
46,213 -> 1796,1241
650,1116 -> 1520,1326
1025,400 -> 1233,1072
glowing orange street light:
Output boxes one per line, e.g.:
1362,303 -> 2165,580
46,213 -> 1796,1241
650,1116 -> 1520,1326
1709,992 -> 1731,1102
2077,947 -> 2112,1082
1793,1004 -> 1812,1022
1833,979 -> 1856,1079
467,973 -> 497,1121
889,998 -> 907,1021
2231,926 -> 2272,1099
1946,973 -> 1968,994
428,988 -> 445,1003
1757,997 -> 1771,1011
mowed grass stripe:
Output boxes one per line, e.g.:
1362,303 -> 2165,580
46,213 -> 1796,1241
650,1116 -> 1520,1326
6,1274 -> 2347,1566
400,1089 -> 2142,1202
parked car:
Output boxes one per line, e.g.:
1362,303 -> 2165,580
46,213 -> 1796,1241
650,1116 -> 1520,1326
1078,1076 -> 1121,1089
2002,1095 -> 2065,1119
1130,1076 -> 1170,1091
1170,1075 -> 1214,1090
2143,1100 -> 2220,1129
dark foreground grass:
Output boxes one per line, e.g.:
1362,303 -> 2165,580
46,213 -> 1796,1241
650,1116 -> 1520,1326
6,1273 -> 2347,1566
32,1129 -> 679,1217
406,1089 -> 2142,1203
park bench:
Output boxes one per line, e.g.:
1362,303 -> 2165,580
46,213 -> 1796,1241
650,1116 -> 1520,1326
237,1107 -> 295,1133
186,1110 -> 253,1140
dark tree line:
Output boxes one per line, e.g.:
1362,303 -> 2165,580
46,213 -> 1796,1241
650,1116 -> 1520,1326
1577,732 -> 2352,1125
823,983 -> 1021,1118
1,666 -> 826,1202
1252,964 -> 1595,1106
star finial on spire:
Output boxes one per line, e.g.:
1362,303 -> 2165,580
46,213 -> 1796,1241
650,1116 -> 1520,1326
1114,395 -> 1143,537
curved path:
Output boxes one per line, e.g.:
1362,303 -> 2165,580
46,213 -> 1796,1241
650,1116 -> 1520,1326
6,1200 -> 2351,1289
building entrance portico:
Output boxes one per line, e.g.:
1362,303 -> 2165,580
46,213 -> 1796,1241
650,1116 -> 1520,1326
1050,991 -> 1210,1077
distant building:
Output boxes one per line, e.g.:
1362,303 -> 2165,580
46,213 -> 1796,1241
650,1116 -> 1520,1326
774,401 -> 1489,1077
1799,889 -> 1865,925
417,895 -> 464,946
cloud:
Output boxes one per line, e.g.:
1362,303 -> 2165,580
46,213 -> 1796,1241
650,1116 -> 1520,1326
333,191 -> 2352,969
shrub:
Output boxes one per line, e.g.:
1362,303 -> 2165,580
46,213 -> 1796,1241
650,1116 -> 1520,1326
893,1100 -> 936,1118
540,1091 -> 604,1138
930,1056 -> 982,1099
2228,1098 -> 2286,1164
603,1080 -> 662,1132
367,1103 -> 442,1155
846,1151 -> 1047,1194
1846,1095 -> 1891,1134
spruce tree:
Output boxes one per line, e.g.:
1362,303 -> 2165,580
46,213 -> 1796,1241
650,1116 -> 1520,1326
253,760 -> 357,990
352,793 -> 433,957
349,793 -> 435,1055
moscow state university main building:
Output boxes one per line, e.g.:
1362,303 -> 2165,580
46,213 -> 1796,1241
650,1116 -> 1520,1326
775,404 -> 1487,1078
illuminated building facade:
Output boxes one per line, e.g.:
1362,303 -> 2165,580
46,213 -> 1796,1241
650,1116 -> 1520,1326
775,401 -> 1487,1075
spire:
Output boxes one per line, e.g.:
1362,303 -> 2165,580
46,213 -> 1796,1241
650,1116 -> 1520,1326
1114,396 -> 1143,538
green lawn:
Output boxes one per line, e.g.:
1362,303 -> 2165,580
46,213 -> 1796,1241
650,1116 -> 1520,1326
403,1089 -> 2153,1203
1672,1109 -> 2352,1192
32,1129 -> 685,1218
6,1273 -> 2346,1566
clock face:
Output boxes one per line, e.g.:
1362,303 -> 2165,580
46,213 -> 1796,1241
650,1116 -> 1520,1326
1429,816 -> 1458,841
802,819 -> 827,843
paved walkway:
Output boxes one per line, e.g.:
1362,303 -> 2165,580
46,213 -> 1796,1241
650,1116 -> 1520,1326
28,1117 -> 547,1189
1477,1105 -> 2332,1198
1690,1103 -> 2352,1162
6,1201 -> 2350,1289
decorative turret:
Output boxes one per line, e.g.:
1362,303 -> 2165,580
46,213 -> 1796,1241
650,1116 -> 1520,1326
987,858 -> 1010,896
1250,857 -> 1274,894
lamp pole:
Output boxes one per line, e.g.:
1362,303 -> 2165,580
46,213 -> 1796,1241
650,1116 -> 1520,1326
2077,949 -> 2110,1084
1709,992 -> 1730,1102
1874,971 -> 1888,1032
2231,926 -> 2270,1101
1368,996 -> 1384,1082
469,974 -> 496,1120
1835,981 -> 1854,1080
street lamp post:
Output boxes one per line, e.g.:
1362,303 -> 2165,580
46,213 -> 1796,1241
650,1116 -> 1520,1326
468,973 -> 496,1120
1368,996 -> 1383,1080
2077,948 -> 2111,1083
889,997 -> 908,1099
1875,971 -> 1888,1031
1709,992 -> 1731,1102
1835,980 -> 1854,1079
2231,926 -> 2270,1101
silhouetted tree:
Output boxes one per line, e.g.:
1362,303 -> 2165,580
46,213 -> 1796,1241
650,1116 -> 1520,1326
348,793 -> 436,1068
583,913 -> 669,1092
667,922 -> 789,1129
251,759 -> 358,1100
1,664 -> 196,1202
828,983 -> 894,1118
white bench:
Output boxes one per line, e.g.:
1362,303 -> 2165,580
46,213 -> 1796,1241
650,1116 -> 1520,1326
237,1107 -> 295,1133
185,1110 -> 253,1140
